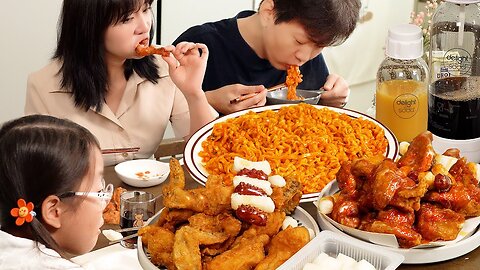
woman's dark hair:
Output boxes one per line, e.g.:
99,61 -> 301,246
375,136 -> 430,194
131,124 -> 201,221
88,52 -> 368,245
272,0 -> 361,47
54,0 -> 158,112
0,115 -> 100,257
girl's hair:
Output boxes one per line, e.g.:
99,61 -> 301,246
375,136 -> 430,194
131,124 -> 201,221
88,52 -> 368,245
272,0 -> 361,47
54,0 -> 158,112
0,114 -> 100,257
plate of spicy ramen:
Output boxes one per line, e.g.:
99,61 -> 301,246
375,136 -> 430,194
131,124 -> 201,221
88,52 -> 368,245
184,103 -> 398,202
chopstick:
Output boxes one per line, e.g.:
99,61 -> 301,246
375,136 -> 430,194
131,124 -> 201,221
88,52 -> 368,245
267,83 -> 287,92
108,233 -> 138,245
229,83 -> 287,104
115,227 -> 141,233
101,147 -> 140,155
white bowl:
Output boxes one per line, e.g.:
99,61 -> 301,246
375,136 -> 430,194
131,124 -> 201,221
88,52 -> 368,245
114,159 -> 169,188
266,88 -> 322,105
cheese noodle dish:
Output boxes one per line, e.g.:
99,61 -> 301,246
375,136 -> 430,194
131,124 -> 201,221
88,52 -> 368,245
199,104 -> 388,194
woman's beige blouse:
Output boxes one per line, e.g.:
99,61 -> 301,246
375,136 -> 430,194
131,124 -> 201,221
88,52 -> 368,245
25,59 -> 191,166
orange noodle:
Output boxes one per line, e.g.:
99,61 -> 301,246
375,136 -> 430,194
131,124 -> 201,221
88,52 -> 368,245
199,104 -> 389,194
286,65 -> 303,100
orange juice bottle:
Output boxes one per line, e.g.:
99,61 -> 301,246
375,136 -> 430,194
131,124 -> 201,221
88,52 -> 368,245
376,24 -> 429,142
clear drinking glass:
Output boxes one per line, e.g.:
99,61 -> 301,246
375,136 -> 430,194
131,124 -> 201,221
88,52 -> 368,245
119,191 -> 156,249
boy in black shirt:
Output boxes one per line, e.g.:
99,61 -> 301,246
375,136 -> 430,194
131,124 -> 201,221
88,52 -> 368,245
174,0 -> 361,114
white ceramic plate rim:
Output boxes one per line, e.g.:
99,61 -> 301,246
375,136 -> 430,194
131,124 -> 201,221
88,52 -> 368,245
316,180 -> 480,264
137,206 -> 320,270
184,104 -> 399,203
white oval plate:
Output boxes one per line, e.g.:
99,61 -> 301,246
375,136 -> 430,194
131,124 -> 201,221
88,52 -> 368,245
138,206 -> 320,270
184,104 -> 398,202
316,180 -> 480,264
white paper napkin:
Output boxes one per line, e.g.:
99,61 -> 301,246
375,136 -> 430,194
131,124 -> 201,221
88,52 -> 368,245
72,244 -> 142,270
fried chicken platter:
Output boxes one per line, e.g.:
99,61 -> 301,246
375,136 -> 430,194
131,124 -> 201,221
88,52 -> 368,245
138,157 -> 314,270
318,131 -> 480,249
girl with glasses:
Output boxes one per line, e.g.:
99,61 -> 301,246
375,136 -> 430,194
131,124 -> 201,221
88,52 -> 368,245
0,114 -> 109,269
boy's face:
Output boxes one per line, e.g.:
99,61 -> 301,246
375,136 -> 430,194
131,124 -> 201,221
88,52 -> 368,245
262,20 -> 324,70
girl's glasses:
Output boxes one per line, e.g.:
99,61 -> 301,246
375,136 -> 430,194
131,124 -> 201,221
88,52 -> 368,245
58,178 -> 114,208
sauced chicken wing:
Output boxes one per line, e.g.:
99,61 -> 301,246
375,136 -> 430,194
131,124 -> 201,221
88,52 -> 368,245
370,159 -> 410,210
351,154 -> 385,180
331,195 -> 360,228
378,208 -> 415,226
416,203 -> 465,241
360,209 -> 421,248
336,162 -> 358,198
397,131 -> 435,172
450,158 -> 480,187
424,185 -> 470,210
361,220 -> 422,248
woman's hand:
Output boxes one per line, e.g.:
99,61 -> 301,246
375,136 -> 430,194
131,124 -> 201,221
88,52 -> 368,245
162,42 -> 208,98
206,84 -> 267,114
319,74 -> 350,108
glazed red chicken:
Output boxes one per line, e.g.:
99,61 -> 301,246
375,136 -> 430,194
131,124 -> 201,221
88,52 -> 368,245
328,131 -> 480,248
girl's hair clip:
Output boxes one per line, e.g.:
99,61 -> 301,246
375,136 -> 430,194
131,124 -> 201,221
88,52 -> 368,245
10,199 -> 36,226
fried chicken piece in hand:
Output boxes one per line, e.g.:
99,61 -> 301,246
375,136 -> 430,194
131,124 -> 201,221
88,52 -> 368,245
135,42 -> 170,57
397,131 -> 435,172
206,234 -> 270,270
255,227 -> 310,270
416,203 -> 465,242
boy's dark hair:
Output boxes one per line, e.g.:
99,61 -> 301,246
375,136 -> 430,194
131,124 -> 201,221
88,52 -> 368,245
272,0 -> 361,47
0,115 -> 100,257
54,0 -> 159,112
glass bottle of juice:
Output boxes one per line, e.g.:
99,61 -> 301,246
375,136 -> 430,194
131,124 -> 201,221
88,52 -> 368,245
376,24 -> 429,142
